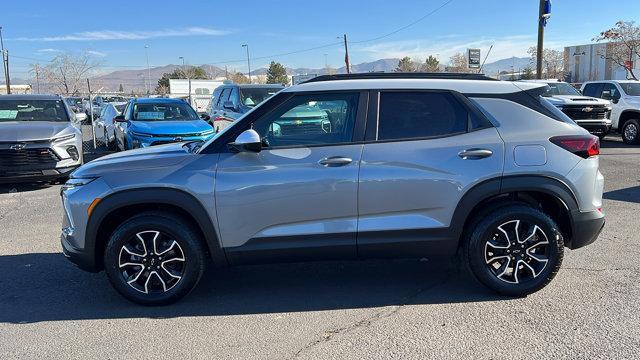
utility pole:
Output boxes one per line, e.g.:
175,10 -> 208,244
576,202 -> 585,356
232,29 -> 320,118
343,34 -> 351,74
144,44 -> 151,94
35,64 -> 40,93
242,44 -> 251,84
536,0 -> 551,79
87,78 -> 96,149
0,26 -> 10,94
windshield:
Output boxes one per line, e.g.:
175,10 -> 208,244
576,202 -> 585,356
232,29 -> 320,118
114,104 -> 126,113
132,102 -> 198,121
0,100 -> 69,122
240,87 -> 282,107
542,82 -> 581,96
620,82 -> 640,96
103,96 -> 127,103
65,97 -> 83,106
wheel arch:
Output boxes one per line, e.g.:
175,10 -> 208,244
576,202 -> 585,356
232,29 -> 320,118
618,110 -> 640,129
451,175 -> 579,249
86,187 -> 227,271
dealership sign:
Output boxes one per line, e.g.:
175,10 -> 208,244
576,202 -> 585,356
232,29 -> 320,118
468,49 -> 481,69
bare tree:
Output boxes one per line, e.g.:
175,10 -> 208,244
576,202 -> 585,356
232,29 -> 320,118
593,20 -> 640,80
447,52 -> 471,73
32,53 -> 101,95
527,46 -> 564,79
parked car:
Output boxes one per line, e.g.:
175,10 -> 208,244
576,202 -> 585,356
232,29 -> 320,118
61,73 -> 605,305
581,80 -> 640,144
86,95 -> 128,120
0,94 -> 83,183
95,102 -> 127,150
113,98 -> 214,151
521,80 -> 612,138
64,97 -> 85,114
207,83 -> 283,132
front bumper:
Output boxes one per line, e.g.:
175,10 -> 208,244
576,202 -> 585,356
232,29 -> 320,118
61,231 -> 99,272
575,120 -> 612,135
568,209 -> 605,249
0,166 -> 77,183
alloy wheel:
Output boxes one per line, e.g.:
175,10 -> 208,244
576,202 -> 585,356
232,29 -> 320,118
118,230 -> 186,294
624,123 -> 638,141
484,219 -> 550,284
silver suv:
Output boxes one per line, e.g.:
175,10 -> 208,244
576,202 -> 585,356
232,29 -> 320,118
61,73 -> 605,305
1,94 -> 83,183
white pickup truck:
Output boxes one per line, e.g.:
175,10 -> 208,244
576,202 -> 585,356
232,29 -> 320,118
581,80 -> 640,144
522,80 -> 612,139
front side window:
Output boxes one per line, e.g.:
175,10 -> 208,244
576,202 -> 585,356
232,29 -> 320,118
132,102 -> 198,121
377,92 -> 468,140
0,100 -> 69,122
542,82 -> 581,96
602,83 -> 620,99
582,83 -> 604,97
251,92 -> 359,148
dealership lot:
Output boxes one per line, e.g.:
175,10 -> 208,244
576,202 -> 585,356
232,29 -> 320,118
0,137 -> 638,359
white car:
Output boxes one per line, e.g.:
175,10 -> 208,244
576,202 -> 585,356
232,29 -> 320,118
94,102 -> 127,150
581,80 -> 640,144
522,80 -> 612,139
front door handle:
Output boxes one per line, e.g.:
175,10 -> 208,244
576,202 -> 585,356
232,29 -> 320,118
318,156 -> 353,167
458,148 -> 493,160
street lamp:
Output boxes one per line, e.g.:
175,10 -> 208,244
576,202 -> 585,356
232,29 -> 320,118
241,44 -> 251,84
179,56 -> 191,104
144,44 -> 150,94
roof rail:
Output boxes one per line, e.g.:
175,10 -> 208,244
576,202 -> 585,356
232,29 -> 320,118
302,72 -> 497,83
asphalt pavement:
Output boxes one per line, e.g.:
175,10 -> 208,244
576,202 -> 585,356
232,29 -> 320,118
0,135 -> 638,359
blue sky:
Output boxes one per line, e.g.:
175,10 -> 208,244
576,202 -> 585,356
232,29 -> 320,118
2,0 -> 639,78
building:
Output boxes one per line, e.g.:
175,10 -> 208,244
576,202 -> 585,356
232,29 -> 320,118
564,43 -> 640,83
0,84 -> 32,95
168,79 -> 223,114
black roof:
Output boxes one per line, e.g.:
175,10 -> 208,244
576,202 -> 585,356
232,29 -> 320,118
302,72 -> 497,83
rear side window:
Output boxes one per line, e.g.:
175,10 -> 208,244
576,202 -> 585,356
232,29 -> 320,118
217,88 -> 230,108
377,92 -> 470,140
582,83 -> 604,97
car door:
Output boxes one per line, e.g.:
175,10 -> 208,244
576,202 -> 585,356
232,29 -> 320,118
603,83 -> 623,128
215,91 -> 367,264
357,90 -> 504,258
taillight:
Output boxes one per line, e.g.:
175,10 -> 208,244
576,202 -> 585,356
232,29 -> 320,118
549,135 -> 599,159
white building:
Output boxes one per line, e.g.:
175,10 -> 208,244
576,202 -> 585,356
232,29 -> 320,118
168,79 -> 223,113
564,43 -> 640,83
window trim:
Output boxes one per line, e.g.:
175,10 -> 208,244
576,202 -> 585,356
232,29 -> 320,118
365,89 -> 494,143
200,90 -> 369,153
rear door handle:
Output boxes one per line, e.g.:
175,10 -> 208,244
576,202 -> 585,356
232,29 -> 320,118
318,156 -> 353,167
458,148 -> 493,160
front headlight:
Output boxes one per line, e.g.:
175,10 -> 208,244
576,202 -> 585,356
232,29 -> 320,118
61,177 -> 96,192
199,129 -> 215,136
53,134 -> 76,143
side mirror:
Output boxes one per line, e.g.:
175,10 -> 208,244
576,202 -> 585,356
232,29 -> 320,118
75,113 -> 87,122
230,129 -> 262,153
223,101 -> 236,111
200,113 -> 211,121
113,114 -> 126,122
601,90 -> 612,100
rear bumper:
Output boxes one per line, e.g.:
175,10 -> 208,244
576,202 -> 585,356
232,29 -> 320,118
568,209 -> 605,249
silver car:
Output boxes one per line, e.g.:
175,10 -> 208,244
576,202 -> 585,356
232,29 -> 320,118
61,73 -> 605,305
1,94 -> 83,183
94,101 -> 127,150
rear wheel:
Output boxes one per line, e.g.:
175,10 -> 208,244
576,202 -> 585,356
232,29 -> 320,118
621,119 -> 640,145
104,212 -> 206,305
463,204 -> 564,296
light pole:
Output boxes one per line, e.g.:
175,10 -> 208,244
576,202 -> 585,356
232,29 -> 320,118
179,56 -> 191,104
0,26 -> 9,94
144,44 -> 150,94
242,44 -> 251,84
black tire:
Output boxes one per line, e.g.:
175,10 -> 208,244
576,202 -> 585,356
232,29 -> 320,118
104,211 -> 206,305
463,204 -> 564,296
621,119 -> 640,145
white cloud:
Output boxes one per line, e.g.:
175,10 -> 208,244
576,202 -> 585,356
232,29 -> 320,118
14,27 -> 229,41
354,35 -> 569,64
37,48 -> 62,53
85,50 -> 107,57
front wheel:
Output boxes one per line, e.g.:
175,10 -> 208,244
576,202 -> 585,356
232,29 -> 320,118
621,119 -> 640,145
104,212 -> 206,305
463,204 -> 564,296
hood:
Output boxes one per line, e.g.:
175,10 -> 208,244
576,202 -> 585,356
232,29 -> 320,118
545,95 -> 610,106
129,119 -> 212,135
0,121 -> 78,142
72,142 -> 192,178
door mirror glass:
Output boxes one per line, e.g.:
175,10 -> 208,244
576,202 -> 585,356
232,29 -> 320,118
230,129 -> 262,152
223,101 -> 236,111
200,113 -> 211,121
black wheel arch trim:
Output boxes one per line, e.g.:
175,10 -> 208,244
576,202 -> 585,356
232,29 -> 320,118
450,174 -> 580,245
86,187 -> 227,271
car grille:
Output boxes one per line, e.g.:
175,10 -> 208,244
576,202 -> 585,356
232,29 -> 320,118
561,105 -> 610,120
0,148 -> 60,171
278,122 -> 327,135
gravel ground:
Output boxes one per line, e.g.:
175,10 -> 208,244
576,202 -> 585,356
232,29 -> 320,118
0,136 -> 639,359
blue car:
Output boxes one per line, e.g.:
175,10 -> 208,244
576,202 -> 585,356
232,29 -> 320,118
114,98 -> 214,151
